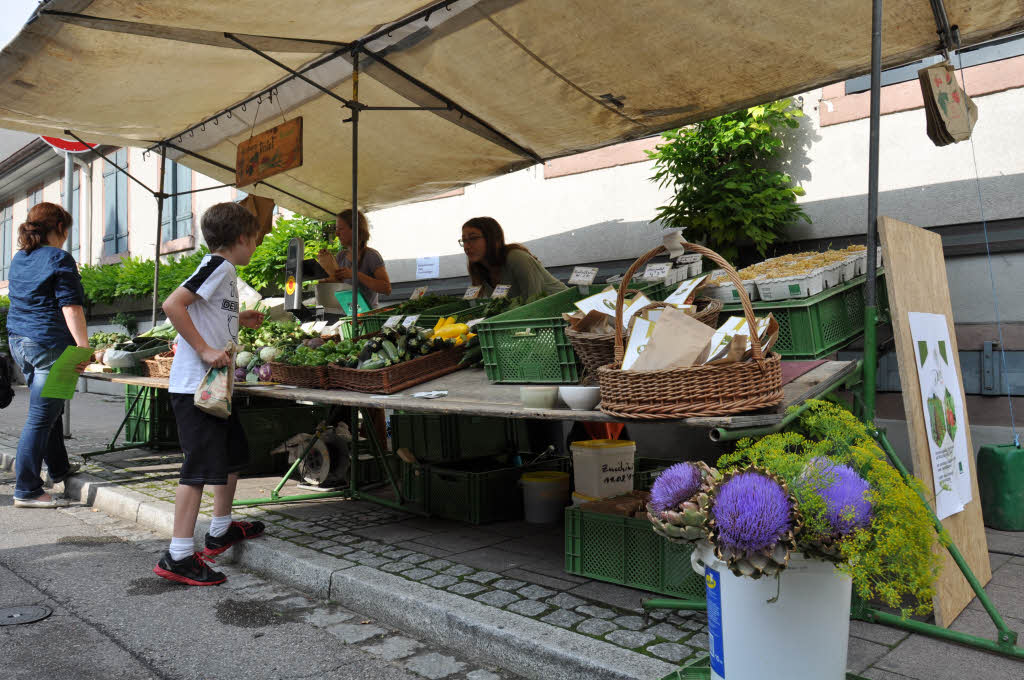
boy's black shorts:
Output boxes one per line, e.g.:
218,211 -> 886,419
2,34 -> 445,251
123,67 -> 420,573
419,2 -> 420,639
169,394 -> 250,486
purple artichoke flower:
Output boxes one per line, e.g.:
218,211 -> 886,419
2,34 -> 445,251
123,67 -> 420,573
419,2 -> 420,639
806,458 -> 872,535
649,462 -> 702,512
712,471 -> 793,553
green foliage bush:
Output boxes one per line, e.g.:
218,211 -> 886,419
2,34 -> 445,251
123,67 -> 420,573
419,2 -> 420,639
237,215 -> 337,293
647,99 -> 811,263
79,247 -> 209,305
0,295 -> 9,346
719,400 -> 941,617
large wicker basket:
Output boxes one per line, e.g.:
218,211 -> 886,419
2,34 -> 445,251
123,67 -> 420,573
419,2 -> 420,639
328,346 -> 464,394
268,362 -> 329,389
140,351 -> 175,378
567,297 -> 721,383
596,243 -> 783,419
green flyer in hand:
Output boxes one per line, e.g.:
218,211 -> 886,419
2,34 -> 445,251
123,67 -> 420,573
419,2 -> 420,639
40,346 -> 94,400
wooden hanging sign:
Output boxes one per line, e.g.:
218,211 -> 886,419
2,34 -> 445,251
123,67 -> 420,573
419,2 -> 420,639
236,117 -> 303,188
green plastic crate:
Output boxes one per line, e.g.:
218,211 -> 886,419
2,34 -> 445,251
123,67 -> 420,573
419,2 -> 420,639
564,504 -> 705,599
390,412 -> 529,463
476,282 -> 667,384
237,402 -> 329,475
416,299 -> 483,330
124,384 -> 178,447
720,270 -> 890,360
402,456 -> 570,524
634,458 -> 670,491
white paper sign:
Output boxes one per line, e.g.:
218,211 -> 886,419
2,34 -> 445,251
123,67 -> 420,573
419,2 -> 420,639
908,312 -> 972,520
491,284 -> 512,298
402,314 -> 421,329
463,285 -> 483,300
311,320 -> 328,333
703,316 -> 771,364
299,321 -> 316,333
574,289 -> 652,325
383,315 -> 404,329
643,262 -> 673,280
568,266 -> 599,286
416,256 -> 440,280
622,317 -> 655,370
410,286 -> 428,300
664,276 -> 709,306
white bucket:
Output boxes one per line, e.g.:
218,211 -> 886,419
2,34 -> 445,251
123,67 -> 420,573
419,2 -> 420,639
521,471 -> 570,524
570,440 -> 636,498
692,543 -> 851,680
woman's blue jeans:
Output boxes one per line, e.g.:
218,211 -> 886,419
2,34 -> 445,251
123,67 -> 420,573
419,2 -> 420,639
8,335 -> 72,500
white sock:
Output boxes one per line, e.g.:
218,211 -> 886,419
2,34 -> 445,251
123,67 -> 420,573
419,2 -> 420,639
169,537 -> 194,561
209,514 -> 232,538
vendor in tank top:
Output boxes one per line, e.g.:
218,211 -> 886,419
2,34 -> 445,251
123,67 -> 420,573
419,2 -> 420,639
317,209 -> 391,308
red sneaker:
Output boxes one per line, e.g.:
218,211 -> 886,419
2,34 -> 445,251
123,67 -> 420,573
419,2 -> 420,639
203,520 -> 266,556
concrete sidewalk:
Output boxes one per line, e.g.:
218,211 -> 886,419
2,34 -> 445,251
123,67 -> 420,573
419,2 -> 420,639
2,387 -> 1023,680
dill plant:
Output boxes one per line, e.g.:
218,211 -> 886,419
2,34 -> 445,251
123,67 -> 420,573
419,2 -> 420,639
719,400 -> 941,617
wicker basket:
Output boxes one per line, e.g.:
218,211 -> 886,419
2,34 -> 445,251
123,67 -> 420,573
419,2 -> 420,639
596,243 -> 783,419
140,351 -> 175,378
567,297 -> 721,384
268,362 -> 329,389
328,347 -> 464,394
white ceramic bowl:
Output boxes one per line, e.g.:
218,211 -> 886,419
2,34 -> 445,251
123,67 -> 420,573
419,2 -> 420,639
559,385 -> 601,411
521,386 -> 559,409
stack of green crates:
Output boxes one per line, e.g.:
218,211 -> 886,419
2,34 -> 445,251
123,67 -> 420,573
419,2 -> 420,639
390,412 -> 530,463
475,281 -> 667,384
564,504 -> 705,599
720,270 -> 889,359
124,384 -> 178,447
401,456 -> 570,524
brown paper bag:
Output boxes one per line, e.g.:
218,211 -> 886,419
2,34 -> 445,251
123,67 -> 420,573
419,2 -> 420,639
629,305 -> 716,371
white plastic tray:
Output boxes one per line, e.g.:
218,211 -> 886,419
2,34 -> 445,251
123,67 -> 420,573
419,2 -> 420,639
755,269 -> 825,300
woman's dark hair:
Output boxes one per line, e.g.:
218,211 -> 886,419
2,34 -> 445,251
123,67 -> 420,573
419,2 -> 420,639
336,209 -> 370,265
462,216 -> 533,286
18,202 -> 73,253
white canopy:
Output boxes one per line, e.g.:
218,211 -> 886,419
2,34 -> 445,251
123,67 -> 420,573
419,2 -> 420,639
1,0 -> 1021,218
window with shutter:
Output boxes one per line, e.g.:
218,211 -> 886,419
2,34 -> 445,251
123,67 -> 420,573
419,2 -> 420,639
161,160 -> 193,242
27,187 -> 43,208
0,205 -> 12,281
102,149 -> 129,255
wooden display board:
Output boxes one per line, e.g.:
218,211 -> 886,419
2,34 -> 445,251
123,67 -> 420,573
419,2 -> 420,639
236,117 -> 303,187
879,216 -> 991,627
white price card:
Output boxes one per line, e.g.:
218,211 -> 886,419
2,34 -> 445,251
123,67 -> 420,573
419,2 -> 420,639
383,315 -> 404,329
299,321 -> 316,333
643,262 -> 672,280
491,284 -> 512,298
415,256 -> 439,280
410,286 -> 428,300
466,318 -> 485,329
463,285 -> 483,300
311,320 -> 329,333
568,266 -> 599,286
401,314 -> 421,329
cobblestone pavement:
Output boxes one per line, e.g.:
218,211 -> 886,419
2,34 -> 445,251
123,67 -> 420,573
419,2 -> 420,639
3,388 -> 1024,679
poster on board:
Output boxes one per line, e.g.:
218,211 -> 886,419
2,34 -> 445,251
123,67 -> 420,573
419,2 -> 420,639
908,312 -> 972,520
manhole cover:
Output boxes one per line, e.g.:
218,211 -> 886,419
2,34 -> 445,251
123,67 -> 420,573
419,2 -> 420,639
0,605 -> 52,626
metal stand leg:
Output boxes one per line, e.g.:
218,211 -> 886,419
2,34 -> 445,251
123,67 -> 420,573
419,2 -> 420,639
78,386 -> 147,459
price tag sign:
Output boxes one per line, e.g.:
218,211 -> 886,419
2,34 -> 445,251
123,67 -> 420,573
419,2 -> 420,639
383,315 -> 404,329
410,286 -> 428,300
401,314 -> 421,329
643,263 -> 672,280
568,266 -> 599,286
466,318 -> 485,329
463,285 -> 483,300
491,284 -> 512,298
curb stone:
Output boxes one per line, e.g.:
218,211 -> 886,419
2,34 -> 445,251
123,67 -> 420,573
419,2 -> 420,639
0,453 -> 677,680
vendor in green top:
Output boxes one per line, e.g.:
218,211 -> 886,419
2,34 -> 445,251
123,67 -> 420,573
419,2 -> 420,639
460,217 -> 567,299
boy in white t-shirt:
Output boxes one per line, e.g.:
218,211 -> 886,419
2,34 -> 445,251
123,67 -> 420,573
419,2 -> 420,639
154,202 -> 265,586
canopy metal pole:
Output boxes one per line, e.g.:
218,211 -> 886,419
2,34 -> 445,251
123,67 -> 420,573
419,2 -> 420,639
863,0 -> 884,423
350,50 -> 360,333
152,145 -> 167,326
62,151 -> 74,437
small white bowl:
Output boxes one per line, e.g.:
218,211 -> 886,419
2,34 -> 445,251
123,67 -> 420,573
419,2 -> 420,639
521,386 -> 559,409
559,385 -> 601,411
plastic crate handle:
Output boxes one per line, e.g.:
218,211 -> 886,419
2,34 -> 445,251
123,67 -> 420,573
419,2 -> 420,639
513,329 -> 536,337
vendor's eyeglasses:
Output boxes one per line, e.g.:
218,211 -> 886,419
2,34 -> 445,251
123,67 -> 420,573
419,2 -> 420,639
459,235 -> 484,247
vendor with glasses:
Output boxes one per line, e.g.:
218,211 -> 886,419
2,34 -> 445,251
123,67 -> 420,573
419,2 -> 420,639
460,217 -> 566,299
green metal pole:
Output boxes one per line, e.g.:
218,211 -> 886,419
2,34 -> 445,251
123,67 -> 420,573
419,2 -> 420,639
862,305 -> 878,423
859,607 -> 1024,658
873,429 -> 1020,650
232,490 -> 352,507
642,599 -> 707,612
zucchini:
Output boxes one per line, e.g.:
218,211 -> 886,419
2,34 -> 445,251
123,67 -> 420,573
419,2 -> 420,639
359,358 -> 386,370
381,339 -> 400,362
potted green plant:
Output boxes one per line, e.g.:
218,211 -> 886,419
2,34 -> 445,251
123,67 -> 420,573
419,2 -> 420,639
647,400 -> 940,680
647,98 -> 811,264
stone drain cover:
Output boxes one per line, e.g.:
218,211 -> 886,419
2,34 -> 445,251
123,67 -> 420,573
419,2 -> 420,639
0,605 -> 52,626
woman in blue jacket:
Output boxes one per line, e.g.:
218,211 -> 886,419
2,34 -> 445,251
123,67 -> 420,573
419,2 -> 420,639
6,202 -> 89,508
